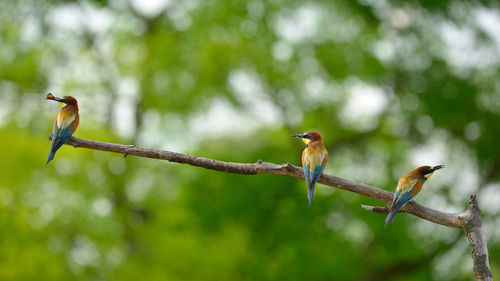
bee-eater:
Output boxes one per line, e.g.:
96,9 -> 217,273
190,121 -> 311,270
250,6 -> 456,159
292,131 -> 329,207
45,93 -> 79,166
385,165 -> 444,227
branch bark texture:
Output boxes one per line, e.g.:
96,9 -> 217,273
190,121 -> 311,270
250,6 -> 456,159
53,136 -> 492,280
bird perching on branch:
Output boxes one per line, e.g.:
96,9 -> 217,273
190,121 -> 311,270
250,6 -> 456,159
385,165 -> 444,227
292,131 -> 329,207
45,93 -> 80,166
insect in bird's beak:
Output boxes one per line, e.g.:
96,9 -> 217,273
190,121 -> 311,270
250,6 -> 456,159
46,93 -> 67,107
46,93 -> 63,103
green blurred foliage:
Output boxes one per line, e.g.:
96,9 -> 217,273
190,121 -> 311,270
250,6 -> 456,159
0,0 -> 499,280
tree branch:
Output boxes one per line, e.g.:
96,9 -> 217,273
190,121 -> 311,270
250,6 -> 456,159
363,197 -> 493,281
52,136 -> 492,280
465,195 -> 493,281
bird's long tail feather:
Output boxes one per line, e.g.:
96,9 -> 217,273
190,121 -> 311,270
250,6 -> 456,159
308,185 -> 315,207
384,200 -> 404,228
46,150 -> 55,166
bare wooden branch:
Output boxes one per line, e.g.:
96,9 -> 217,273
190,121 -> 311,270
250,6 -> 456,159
465,195 -> 493,281
54,136 -> 467,227
51,136 -> 492,280
361,205 -> 388,214
364,195 -> 492,281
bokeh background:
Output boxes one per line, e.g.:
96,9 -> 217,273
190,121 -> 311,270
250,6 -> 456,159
1,0 -> 499,280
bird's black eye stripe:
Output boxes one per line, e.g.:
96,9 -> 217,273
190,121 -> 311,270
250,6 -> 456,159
425,168 -> 436,175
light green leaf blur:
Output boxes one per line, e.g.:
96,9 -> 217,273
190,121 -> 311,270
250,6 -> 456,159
0,0 -> 499,280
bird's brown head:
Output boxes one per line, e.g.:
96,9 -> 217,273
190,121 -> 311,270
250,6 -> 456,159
60,96 -> 78,106
46,93 -> 78,108
292,131 -> 323,145
414,165 -> 444,180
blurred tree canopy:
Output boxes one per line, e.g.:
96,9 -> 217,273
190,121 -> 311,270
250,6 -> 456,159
0,0 -> 499,280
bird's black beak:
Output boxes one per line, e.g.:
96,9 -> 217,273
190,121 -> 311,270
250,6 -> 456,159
432,165 -> 444,171
425,165 -> 444,174
291,134 -> 304,138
